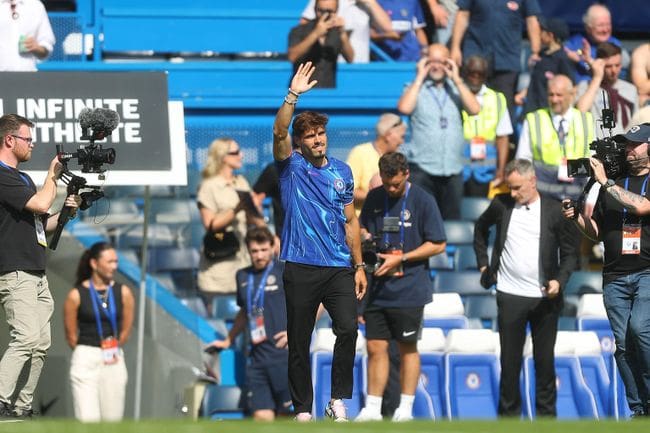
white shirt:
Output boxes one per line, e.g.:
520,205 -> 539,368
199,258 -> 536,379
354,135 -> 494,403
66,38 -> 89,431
497,198 -> 544,298
515,108 -> 575,161
302,0 -> 370,63
0,0 -> 55,71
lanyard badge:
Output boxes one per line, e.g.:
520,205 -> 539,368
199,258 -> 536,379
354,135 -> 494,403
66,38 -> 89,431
247,263 -> 274,345
621,176 -> 649,255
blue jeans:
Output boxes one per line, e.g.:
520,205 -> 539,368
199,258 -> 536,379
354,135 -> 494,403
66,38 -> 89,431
603,269 -> 650,413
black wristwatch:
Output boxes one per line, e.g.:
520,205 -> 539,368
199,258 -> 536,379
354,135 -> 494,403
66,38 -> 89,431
602,179 -> 616,190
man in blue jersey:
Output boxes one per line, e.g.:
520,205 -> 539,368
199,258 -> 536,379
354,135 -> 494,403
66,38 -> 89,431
206,227 -> 291,421
273,62 -> 367,422
356,152 -> 446,421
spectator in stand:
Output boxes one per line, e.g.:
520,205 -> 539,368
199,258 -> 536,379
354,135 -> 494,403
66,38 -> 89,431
419,0 -> 458,46
371,0 -> 428,61
197,138 -> 264,313
461,55 -> 513,197
0,0 -> 55,71
577,42 -> 638,138
346,113 -> 406,214
289,0 -> 355,88
564,3 -> 630,84
630,42 -> 650,107
516,74 -> 595,201
397,43 -> 480,220
300,0 -> 393,63
515,17 -> 575,117
450,0 -> 541,120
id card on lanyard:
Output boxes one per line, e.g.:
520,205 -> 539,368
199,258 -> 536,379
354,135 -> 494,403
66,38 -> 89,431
0,161 -> 46,246
469,119 -> 486,160
89,281 -> 119,364
621,176 -> 649,255
383,184 -> 410,277
247,263 -> 273,345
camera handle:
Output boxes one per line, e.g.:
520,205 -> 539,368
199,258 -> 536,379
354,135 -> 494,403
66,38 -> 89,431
49,167 -> 87,251
568,176 -> 598,219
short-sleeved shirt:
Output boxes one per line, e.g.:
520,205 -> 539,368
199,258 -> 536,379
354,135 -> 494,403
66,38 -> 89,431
277,152 -> 354,267
196,175 -> 251,294
375,0 -> 426,61
346,142 -> 380,213
288,21 -> 342,88
253,162 -> 284,237
405,79 -> 465,176
235,261 -> 288,366
457,0 -> 541,72
360,183 -> 446,307
592,175 -> 650,284
523,49 -> 576,115
0,164 -> 45,272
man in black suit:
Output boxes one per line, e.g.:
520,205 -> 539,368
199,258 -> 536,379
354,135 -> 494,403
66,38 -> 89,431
473,158 -> 579,417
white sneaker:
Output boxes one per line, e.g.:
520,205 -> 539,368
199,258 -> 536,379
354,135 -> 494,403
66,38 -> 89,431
354,407 -> 382,422
325,399 -> 348,422
294,412 -> 313,422
392,409 -> 413,422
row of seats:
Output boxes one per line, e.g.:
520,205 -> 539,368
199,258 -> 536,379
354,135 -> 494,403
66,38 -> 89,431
310,327 -> 625,420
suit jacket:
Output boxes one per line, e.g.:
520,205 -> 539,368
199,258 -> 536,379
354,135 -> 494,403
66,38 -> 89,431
473,193 -> 579,291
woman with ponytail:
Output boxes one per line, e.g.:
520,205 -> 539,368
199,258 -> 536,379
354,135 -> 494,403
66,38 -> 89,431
63,242 -> 135,422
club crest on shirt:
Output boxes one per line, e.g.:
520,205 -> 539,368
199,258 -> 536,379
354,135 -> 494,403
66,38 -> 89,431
267,274 -> 276,285
507,1 -> 519,11
333,178 -> 345,192
401,209 -> 411,221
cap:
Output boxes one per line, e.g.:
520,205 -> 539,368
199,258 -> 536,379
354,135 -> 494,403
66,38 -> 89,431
613,123 -> 650,143
539,17 -> 570,42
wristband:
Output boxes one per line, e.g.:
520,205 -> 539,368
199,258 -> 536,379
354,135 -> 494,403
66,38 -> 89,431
353,263 -> 366,270
284,96 -> 298,105
288,88 -> 300,97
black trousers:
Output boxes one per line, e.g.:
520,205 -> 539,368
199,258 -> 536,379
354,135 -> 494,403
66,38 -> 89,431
496,291 -> 560,417
283,262 -> 358,413
408,164 -> 463,220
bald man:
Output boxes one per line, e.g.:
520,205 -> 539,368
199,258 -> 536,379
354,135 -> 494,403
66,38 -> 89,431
564,3 -> 629,83
516,74 -> 596,200
397,43 -> 480,219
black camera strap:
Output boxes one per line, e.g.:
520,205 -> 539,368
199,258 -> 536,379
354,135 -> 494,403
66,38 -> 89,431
383,183 -> 411,249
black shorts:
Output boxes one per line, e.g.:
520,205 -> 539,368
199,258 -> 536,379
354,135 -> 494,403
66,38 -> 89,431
246,362 -> 292,413
363,305 -> 424,343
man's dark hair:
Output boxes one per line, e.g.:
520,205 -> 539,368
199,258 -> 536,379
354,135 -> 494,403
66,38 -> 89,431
292,111 -> 329,141
596,41 -> 622,59
245,226 -> 275,247
378,152 -> 409,178
0,114 -> 34,142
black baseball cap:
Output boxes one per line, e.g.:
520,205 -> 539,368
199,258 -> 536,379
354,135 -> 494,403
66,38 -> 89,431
539,17 -> 570,42
613,123 -> 650,143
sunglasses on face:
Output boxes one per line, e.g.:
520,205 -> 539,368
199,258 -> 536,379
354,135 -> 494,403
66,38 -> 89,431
227,149 -> 242,156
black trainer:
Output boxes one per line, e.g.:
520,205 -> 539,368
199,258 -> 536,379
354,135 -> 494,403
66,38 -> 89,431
0,402 -> 14,418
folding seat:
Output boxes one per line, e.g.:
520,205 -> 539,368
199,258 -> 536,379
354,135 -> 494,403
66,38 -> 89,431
412,381 -> 436,420
310,328 -> 366,419
418,327 -> 447,418
199,384 -> 244,419
423,293 -> 468,334
444,329 -> 500,419
460,197 -> 491,222
434,270 -> 486,296
522,331 -> 599,419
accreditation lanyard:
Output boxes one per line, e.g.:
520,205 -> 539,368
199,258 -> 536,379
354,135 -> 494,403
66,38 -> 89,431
383,183 -> 410,249
427,85 -> 449,129
88,280 -> 118,342
0,160 -> 31,186
247,262 -> 274,315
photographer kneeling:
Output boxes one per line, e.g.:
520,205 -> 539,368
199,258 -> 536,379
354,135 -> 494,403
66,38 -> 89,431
563,123 -> 650,418
355,152 -> 446,422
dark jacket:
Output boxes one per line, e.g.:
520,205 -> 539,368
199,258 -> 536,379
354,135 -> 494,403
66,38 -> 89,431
473,193 -> 579,291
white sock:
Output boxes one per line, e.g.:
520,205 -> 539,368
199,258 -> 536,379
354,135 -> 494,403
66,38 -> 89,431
364,395 -> 383,414
397,393 -> 415,414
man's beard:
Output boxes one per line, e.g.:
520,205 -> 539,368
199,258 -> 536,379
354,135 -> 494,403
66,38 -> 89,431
626,156 -> 650,174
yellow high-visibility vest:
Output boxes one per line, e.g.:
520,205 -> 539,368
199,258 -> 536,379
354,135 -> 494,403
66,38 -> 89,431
462,87 -> 506,142
527,108 -> 594,165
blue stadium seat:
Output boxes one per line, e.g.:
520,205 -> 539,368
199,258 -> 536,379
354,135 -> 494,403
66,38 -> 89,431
200,384 -> 244,420
460,197 -> 491,222
443,220 -> 475,245
444,329 -> 500,419
434,271 -> 485,296
464,295 -> 498,330
423,293 -> 468,334
213,295 -> 240,323
564,271 -> 603,296
413,380 -> 436,420
418,328 -> 447,418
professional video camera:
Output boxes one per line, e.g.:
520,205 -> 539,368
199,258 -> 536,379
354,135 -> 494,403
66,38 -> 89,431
57,107 -> 118,174
567,92 -> 626,179
361,216 -> 404,276
565,91 -> 626,216
49,108 -> 120,250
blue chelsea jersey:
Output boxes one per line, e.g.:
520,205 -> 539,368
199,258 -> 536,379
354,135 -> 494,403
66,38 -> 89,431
277,152 -> 354,267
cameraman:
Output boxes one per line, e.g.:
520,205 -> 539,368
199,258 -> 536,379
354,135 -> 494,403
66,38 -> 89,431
563,123 -> 650,417
356,152 -> 446,422
0,114 -> 81,418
